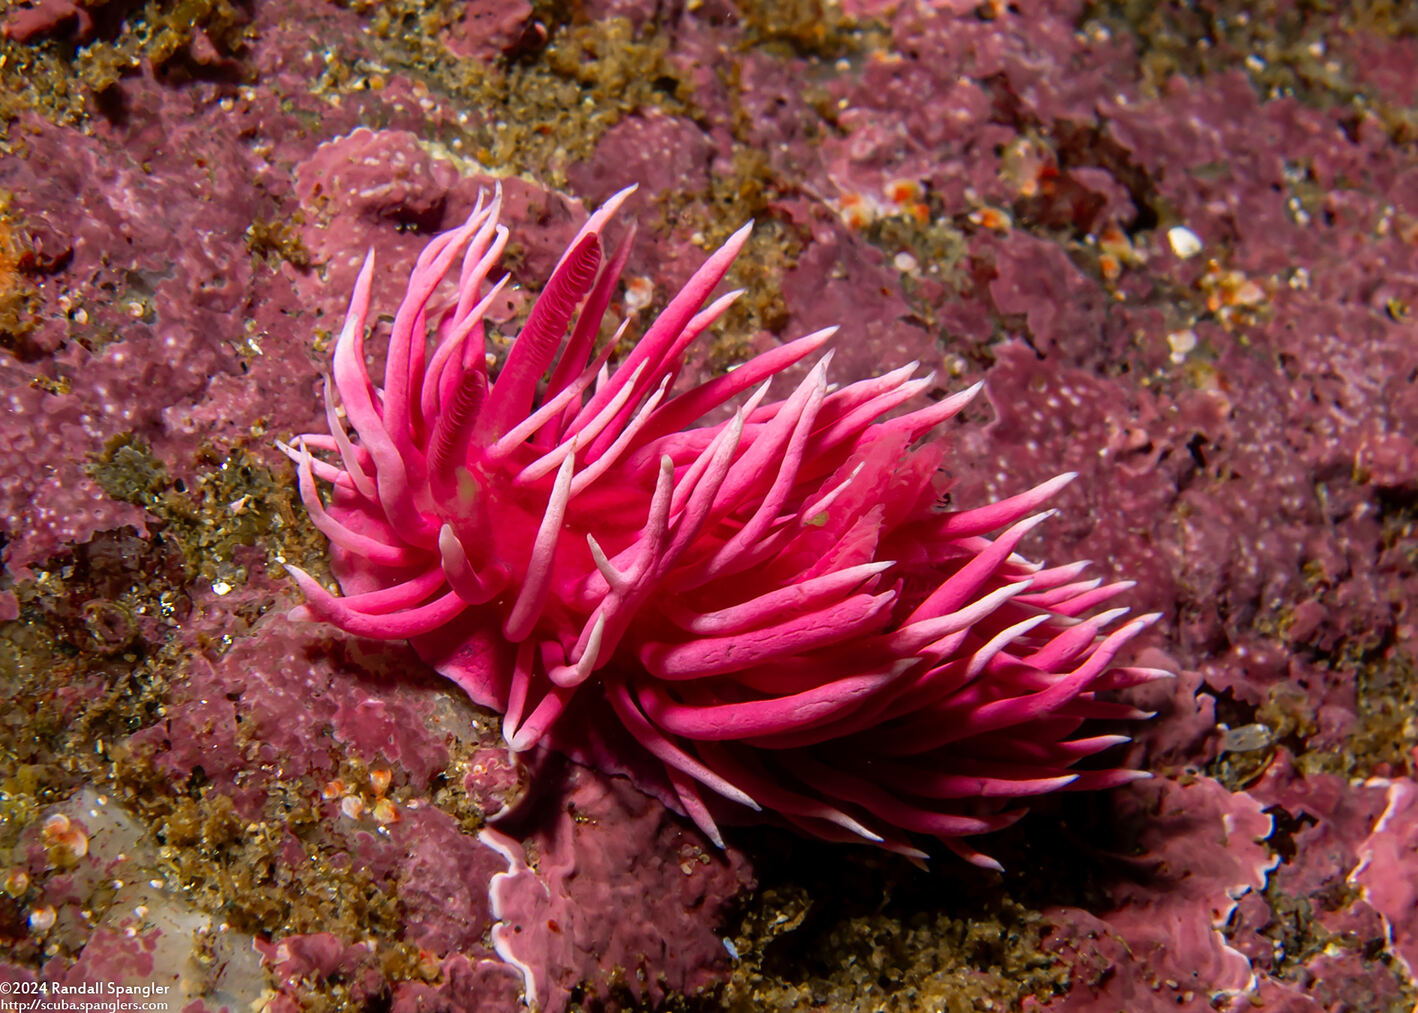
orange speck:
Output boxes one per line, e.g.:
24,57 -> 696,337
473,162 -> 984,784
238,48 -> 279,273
417,947 -> 441,978
624,275 -> 654,313
884,178 -> 922,205
1036,165 -> 1060,196
372,798 -> 400,825
42,814 -> 88,862
1230,280 -> 1265,306
28,905 -> 56,934
838,192 -> 877,230
969,207 -> 1012,233
4,870 -> 29,897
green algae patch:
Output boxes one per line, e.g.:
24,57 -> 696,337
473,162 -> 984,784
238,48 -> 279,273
322,0 -> 697,188
718,888 -> 1064,1013
246,215 -> 314,272
1082,0 -> 1418,142
0,439 -> 467,1005
710,844 -> 1067,1013
0,194 -> 46,362
109,750 -> 408,946
86,434 -> 325,594
0,0 -> 253,130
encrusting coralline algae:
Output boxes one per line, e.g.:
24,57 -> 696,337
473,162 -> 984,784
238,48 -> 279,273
2,0 -> 1418,1010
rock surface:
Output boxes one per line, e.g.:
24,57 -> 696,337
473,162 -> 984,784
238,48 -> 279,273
2,0 -> 1416,1010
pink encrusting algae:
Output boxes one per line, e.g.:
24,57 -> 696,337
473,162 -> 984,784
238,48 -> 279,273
281,184 -> 1164,867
